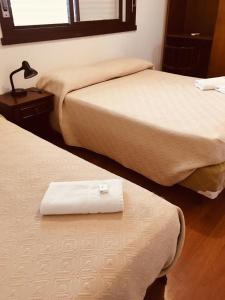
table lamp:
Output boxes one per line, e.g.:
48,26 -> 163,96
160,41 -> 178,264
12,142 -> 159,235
10,61 -> 38,97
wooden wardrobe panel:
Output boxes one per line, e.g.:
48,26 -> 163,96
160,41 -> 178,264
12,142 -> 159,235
184,0 -> 219,36
163,0 -> 218,78
167,0 -> 187,35
208,0 -> 225,77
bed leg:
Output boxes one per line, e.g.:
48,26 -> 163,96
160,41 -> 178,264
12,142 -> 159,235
143,276 -> 167,300
159,275 -> 168,285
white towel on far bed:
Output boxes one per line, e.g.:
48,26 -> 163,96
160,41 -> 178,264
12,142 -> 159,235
216,85 -> 225,94
40,179 -> 124,215
195,77 -> 225,90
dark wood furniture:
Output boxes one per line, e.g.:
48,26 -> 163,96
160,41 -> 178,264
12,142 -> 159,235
209,0 -> 225,77
0,88 -> 54,138
163,0 -> 220,77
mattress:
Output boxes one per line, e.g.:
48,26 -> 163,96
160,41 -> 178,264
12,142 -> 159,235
181,161 -> 225,197
64,71 -> 225,195
37,58 -> 225,197
0,118 -> 184,300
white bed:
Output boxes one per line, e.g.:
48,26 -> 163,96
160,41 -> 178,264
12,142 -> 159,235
0,117 -> 184,300
37,58 -> 225,197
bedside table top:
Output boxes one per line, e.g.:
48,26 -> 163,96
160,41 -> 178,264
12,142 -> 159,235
0,88 -> 53,107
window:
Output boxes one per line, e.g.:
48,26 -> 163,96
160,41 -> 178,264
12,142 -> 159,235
11,0 -> 69,26
0,0 -> 136,45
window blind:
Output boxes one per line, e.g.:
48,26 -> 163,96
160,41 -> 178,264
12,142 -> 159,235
78,0 -> 120,22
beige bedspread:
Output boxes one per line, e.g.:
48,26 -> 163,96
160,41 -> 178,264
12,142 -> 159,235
37,59 -> 225,191
0,118 -> 184,300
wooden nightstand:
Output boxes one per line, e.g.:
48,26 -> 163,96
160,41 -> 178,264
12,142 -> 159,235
0,88 -> 54,138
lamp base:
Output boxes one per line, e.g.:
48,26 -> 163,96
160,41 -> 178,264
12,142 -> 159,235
11,88 -> 27,97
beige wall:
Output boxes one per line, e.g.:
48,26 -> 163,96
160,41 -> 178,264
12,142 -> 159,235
0,0 -> 167,94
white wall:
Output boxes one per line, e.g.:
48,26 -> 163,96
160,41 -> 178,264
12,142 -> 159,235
0,0 -> 167,94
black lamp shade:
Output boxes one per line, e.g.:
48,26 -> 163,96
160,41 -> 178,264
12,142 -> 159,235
10,61 -> 38,97
23,61 -> 38,79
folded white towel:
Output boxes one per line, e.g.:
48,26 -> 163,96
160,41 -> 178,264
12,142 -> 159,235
216,85 -> 225,94
40,179 -> 124,215
195,77 -> 225,91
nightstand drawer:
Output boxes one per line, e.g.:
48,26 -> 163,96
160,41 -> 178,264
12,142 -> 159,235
19,101 -> 53,119
0,89 -> 54,133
